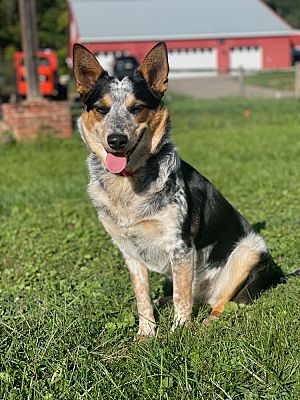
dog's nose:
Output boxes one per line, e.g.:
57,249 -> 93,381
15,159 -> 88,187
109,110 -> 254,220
107,134 -> 128,151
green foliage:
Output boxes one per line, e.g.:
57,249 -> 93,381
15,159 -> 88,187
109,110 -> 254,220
0,98 -> 300,398
0,0 -> 68,73
0,0 -> 20,57
37,0 -> 69,72
265,0 -> 300,28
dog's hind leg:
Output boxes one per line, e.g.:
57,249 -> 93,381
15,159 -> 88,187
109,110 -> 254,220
125,255 -> 156,336
203,233 -> 267,325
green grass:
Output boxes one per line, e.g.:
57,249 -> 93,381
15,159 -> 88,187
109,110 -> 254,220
0,97 -> 300,399
245,70 -> 295,91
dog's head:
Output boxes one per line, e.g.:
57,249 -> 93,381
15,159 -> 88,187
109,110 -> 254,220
73,42 -> 170,175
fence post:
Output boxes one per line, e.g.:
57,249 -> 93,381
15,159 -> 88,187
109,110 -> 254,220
295,62 -> 300,100
238,66 -> 245,97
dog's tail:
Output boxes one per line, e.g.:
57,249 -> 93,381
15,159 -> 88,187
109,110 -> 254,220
280,267 -> 300,283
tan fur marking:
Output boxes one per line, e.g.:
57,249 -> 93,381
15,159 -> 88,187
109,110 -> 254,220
148,107 -> 169,154
81,115 -> 107,161
210,303 -> 225,317
95,94 -> 112,109
82,110 -> 103,129
124,94 -> 138,109
133,219 -> 165,236
135,108 -> 151,124
202,302 -> 225,325
122,106 -> 168,173
211,245 -> 260,305
205,234 -> 265,324
124,96 -> 151,124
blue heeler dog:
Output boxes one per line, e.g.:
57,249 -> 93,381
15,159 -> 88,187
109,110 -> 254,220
73,42 -> 300,336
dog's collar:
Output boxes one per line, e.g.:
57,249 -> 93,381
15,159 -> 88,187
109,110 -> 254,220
121,169 -> 133,177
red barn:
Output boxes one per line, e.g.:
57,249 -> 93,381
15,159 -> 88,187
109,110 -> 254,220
68,0 -> 300,76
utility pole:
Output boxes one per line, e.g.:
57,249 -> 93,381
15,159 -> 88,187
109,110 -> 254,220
18,0 -> 41,99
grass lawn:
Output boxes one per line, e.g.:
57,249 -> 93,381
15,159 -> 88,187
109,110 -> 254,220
0,97 -> 300,399
244,70 -> 295,92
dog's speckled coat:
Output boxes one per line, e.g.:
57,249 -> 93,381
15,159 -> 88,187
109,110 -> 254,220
73,42 -> 287,335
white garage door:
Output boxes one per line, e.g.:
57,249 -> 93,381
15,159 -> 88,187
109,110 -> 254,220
168,48 -> 217,78
230,46 -> 262,71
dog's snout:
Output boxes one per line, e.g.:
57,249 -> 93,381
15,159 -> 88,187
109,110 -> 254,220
107,134 -> 128,151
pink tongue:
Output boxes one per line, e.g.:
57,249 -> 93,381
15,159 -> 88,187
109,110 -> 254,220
105,153 -> 127,174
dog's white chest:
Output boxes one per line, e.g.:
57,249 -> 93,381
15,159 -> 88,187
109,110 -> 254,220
88,177 -> 183,275
101,206 -> 179,275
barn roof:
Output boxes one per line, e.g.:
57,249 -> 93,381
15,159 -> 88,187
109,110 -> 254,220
69,0 -> 293,43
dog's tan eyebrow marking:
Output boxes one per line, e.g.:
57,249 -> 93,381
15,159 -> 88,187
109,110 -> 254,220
125,94 -> 146,109
94,94 -> 112,108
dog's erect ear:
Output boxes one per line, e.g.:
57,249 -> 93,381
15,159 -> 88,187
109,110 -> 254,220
138,42 -> 169,97
73,44 -> 106,96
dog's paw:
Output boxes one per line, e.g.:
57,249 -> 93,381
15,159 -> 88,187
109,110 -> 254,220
171,315 -> 191,333
135,333 -> 152,342
135,329 -> 156,342
202,315 -> 218,326
136,322 -> 156,338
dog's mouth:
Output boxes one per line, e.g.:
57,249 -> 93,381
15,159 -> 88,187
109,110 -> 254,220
105,152 -> 127,174
104,129 -> 146,174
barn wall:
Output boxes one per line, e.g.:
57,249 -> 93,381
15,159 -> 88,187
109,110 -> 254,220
261,37 -> 291,68
214,36 -> 291,70
69,16 -> 293,71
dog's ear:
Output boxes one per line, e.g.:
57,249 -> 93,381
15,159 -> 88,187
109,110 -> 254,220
138,42 -> 169,97
73,44 -> 106,96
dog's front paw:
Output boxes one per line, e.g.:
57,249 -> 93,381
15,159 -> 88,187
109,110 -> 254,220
136,321 -> 156,338
171,314 -> 191,332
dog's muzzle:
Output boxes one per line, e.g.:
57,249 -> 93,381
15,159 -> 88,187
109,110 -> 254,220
126,128 -> 146,161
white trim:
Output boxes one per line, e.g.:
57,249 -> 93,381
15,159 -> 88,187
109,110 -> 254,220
79,30 -> 294,43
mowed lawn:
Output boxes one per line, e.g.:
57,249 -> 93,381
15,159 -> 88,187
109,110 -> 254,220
0,98 -> 299,399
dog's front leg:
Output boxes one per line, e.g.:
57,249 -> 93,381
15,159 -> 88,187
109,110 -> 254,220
124,255 -> 156,336
171,252 -> 194,332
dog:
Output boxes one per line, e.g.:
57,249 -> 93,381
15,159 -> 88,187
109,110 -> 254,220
73,42 -> 299,336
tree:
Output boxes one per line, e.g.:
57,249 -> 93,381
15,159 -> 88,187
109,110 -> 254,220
0,0 -> 68,73
0,0 -> 20,59
37,0 -> 68,72
265,0 -> 300,29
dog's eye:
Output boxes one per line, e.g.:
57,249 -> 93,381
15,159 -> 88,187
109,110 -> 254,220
95,106 -> 110,115
129,105 -> 145,114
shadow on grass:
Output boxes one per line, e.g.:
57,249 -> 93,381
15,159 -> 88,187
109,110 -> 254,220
252,221 -> 266,233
